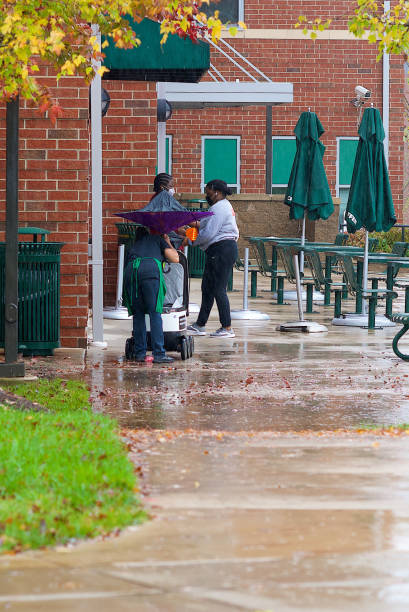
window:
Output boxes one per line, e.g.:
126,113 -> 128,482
337,137 -> 359,230
271,137 -> 296,194
201,136 -> 240,193
202,0 -> 244,24
156,135 -> 172,175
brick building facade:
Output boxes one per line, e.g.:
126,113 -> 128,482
0,0 -> 406,348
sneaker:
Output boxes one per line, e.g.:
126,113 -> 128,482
210,327 -> 235,338
153,355 -> 174,364
187,323 -> 206,336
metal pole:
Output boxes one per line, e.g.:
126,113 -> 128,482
115,244 -> 125,309
230,247 -> 269,320
362,231 -> 369,316
265,105 -> 272,194
243,247 -> 249,310
293,253 -> 305,321
0,97 -> 25,377
90,25 -> 106,346
300,214 -> 306,274
383,1 -> 390,164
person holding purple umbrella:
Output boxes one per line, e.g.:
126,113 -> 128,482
123,226 -> 179,364
142,173 -> 187,249
187,179 -> 239,338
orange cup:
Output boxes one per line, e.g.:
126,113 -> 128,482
186,227 -> 198,241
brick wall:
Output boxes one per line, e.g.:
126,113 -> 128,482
167,38 -> 405,221
243,0 -> 352,29
100,80 -> 157,305
0,72 -> 90,349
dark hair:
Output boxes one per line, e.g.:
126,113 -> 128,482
134,226 -> 150,241
153,173 -> 172,193
205,179 -> 232,197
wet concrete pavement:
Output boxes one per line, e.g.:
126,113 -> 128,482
2,275 -> 409,610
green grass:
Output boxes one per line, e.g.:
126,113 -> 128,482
357,422 -> 409,431
0,379 -> 146,553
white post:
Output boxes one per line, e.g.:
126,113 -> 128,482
243,247 -> 249,310
230,247 -> 269,320
157,83 -> 166,173
383,1 -> 390,164
115,244 -> 125,309
90,25 -> 105,345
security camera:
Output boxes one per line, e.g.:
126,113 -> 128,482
355,86 -> 371,99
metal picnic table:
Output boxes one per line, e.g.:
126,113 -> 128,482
246,236 -> 339,293
355,254 -> 409,317
268,240 -> 363,304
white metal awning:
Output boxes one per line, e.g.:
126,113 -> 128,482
163,81 -> 293,108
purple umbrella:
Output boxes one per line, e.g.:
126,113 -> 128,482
114,209 -> 213,234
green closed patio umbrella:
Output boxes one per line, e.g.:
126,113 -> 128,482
284,111 -> 333,280
279,111 -> 332,333
343,106 -> 396,326
346,107 -> 396,234
285,111 -> 334,225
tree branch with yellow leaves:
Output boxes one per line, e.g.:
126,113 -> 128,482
296,0 -> 409,60
0,0 -> 238,120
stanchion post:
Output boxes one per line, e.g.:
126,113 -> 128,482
243,248 -> 249,310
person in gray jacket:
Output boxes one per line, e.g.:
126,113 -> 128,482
187,179 -> 239,338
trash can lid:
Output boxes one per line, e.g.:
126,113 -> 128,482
18,227 -> 51,243
18,227 -> 50,235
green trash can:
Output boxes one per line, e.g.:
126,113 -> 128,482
115,222 -> 141,261
186,200 -> 207,278
0,228 -> 64,356
115,222 -> 140,244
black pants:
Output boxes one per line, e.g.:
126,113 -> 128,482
197,240 -> 238,329
124,260 -> 165,359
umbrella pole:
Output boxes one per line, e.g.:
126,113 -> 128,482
300,213 -> 306,275
362,231 -> 369,316
293,253 -> 305,321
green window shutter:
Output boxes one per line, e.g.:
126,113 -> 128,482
204,138 -> 238,185
272,138 -> 296,185
339,139 -> 358,185
166,137 -> 170,173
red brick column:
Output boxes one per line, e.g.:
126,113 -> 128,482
0,74 -> 90,349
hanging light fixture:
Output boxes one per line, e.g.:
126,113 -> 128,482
157,98 -> 172,122
101,88 -> 111,117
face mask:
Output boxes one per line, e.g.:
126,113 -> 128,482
168,188 -> 175,196
205,194 -> 214,206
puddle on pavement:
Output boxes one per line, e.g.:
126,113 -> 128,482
84,339 -> 409,432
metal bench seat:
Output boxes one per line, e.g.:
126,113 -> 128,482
339,254 -> 397,329
389,313 -> 409,360
305,250 -> 347,318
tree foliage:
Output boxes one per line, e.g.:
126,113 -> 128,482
297,0 -> 409,59
0,0 -> 239,118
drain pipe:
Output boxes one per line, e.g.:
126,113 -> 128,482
383,1 -> 390,164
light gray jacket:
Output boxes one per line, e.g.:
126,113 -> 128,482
195,198 -> 239,251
